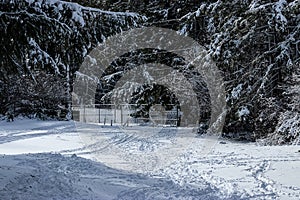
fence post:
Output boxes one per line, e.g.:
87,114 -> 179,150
114,104 -> 116,123
98,107 -> 101,124
83,104 -> 86,123
176,105 -> 179,127
121,105 -> 123,125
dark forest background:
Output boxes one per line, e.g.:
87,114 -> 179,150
0,0 -> 299,144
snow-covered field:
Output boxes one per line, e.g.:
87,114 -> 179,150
0,119 -> 299,199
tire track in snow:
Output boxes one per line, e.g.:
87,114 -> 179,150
76,124 -> 300,199
79,126 -> 195,173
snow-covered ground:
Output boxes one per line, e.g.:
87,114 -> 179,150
0,119 -> 299,199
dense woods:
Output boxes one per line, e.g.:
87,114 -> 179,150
0,0 -> 299,144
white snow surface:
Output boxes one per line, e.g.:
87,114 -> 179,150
0,119 -> 300,199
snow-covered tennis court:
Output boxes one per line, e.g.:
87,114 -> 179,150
0,119 -> 299,199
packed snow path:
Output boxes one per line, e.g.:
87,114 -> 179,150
0,119 -> 300,199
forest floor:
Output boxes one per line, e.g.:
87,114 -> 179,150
0,119 -> 299,199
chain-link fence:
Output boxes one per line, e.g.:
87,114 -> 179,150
72,104 -> 180,127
